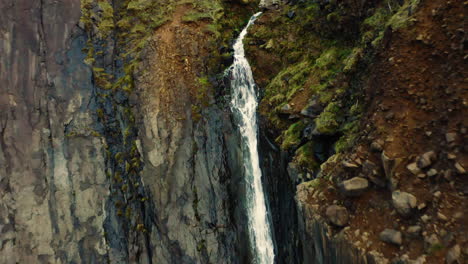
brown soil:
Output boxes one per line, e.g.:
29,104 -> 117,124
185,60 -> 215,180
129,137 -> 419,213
314,0 -> 467,262
138,4 -> 214,123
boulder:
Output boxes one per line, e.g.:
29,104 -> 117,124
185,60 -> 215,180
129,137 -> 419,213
338,177 -> 369,197
379,229 -> 402,245
325,205 -> 349,227
392,191 -> 417,217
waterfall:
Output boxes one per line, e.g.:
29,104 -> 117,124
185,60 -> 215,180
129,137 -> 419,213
229,12 -> 276,264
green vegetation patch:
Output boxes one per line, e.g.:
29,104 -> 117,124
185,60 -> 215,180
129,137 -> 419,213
280,121 -> 306,150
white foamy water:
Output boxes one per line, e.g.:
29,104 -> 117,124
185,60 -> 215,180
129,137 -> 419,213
229,12 -> 275,264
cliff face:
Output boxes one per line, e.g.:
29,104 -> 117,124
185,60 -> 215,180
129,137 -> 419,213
0,1 -> 254,263
2,0 -> 466,263
131,7 -> 245,263
0,0 -> 109,263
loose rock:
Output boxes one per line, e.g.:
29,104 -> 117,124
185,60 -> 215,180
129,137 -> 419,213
407,225 -> 422,238
407,162 -> 421,175
392,191 -> 417,217
338,177 -> 369,197
325,205 -> 349,227
417,151 -> 437,169
446,244 -> 461,264
437,212 -> 448,221
379,229 -> 403,245
427,168 -> 438,177
445,132 -> 457,143
454,162 -> 466,174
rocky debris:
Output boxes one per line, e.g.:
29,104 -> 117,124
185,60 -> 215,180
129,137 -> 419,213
445,132 -> 457,143
325,205 -> 349,227
379,229 -> 403,245
407,162 -> 421,175
407,225 -> 422,238
454,162 -> 466,174
417,151 -> 437,169
338,177 -> 369,197
392,191 -> 417,217
446,244 -> 461,264
370,139 -> 384,152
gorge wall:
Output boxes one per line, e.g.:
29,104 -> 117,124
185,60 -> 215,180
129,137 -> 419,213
0,0 -> 256,263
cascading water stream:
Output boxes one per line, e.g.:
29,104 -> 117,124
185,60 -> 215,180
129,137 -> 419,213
229,12 -> 275,264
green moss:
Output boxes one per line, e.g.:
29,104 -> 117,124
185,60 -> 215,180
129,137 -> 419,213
387,0 -> 420,30
304,178 -> 325,190
295,142 -> 319,171
343,48 -> 363,73
363,8 -> 390,30
281,121 -> 306,150
315,102 -> 341,135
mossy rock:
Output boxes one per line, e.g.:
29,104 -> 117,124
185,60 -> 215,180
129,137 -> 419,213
295,141 -> 319,171
315,102 -> 341,135
281,121 -> 306,150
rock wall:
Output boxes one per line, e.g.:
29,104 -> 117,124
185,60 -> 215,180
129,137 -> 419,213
0,1 -> 250,263
0,0 -> 108,263
258,127 -> 302,263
